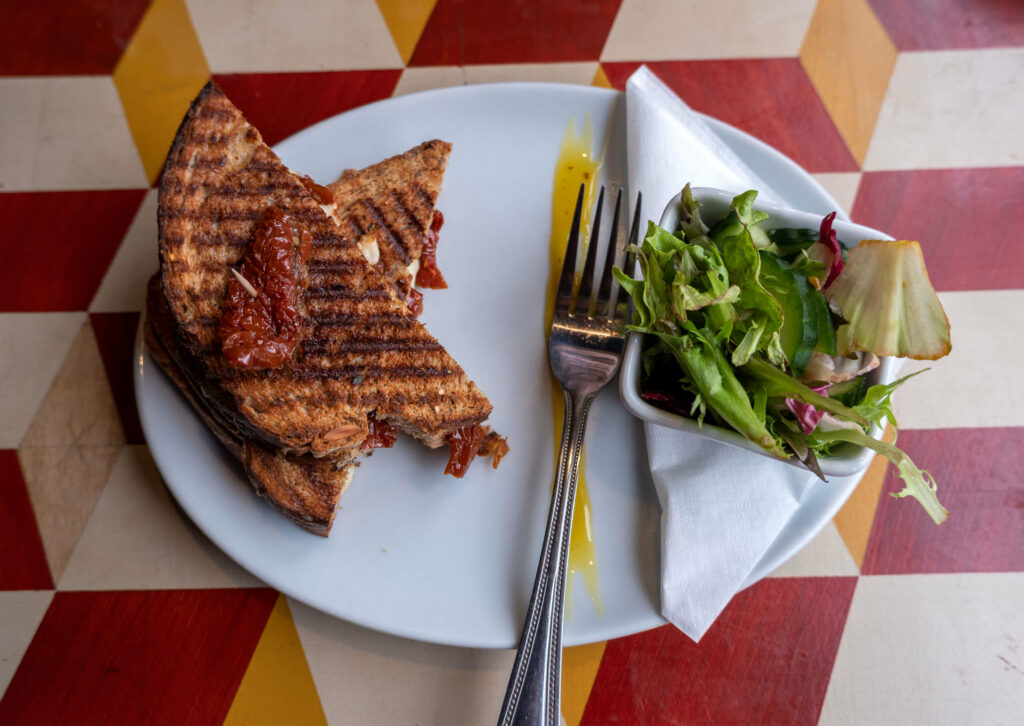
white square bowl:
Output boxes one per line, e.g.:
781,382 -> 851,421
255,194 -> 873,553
618,187 -> 899,477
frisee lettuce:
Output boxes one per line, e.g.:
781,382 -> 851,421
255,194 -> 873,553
617,185 -> 951,524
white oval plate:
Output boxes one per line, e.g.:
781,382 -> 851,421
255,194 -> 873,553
136,83 -> 842,648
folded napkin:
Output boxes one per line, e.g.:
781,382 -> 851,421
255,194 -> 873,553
624,66 -> 849,641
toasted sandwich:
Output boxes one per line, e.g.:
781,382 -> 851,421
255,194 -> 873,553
145,277 -> 353,535
326,140 -> 452,302
148,81 -> 494,534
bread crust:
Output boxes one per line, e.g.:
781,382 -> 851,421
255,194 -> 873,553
145,277 -> 352,536
156,81 -> 491,462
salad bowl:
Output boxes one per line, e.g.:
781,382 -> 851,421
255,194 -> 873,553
619,187 -> 899,477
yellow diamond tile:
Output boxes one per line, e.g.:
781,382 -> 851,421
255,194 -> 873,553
562,640 -> 607,726
376,0 -> 438,65
592,64 -> 612,89
113,0 -> 210,184
800,0 -> 897,166
224,595 -> 328,726
833,424 -> 895,570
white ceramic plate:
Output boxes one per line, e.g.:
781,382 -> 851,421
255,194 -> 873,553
136,83 -> 844,648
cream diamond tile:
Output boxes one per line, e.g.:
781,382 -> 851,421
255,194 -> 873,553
19,320 -> 125,582
601,0 -> 817,61
291,599 -> 514,724
59,446 -> 260,590
89,189 -> 158,313
185,0 -> 402,72
18,446 -> 122,585
0,313 -> 86,448
0,591 -> 54,699
864,49 -> 1024,170
0,77 -> 148,192
20,321 -> 123,451
464,62 -> 601,86
392,67 -> 467,97
820,573 -> 1024,725
812,172 -> 862,218
893,290 -> 1024,430
766,521 -> 859,578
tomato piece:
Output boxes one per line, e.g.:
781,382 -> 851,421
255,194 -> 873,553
405,287 -> 423,316
299,174 -> 335,205
416,210 -> 448,289
220,207 -> 308,369
444,424 -> 487,478
362,414 -> 398,450
478,431 -> 509,469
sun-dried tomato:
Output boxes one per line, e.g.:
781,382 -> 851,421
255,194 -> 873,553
299,174 -> 335,206
415,210 -> 448,289
405,287 -> 424,316
478,431 -> 509,469
362,414 -> 398,450
220,207 -> 310,369
444,424 -> 488,478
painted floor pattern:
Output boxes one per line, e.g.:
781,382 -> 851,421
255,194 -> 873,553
1,0 -> 1022,723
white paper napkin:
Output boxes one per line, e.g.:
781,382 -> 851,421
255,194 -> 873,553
625,66 -> 825,641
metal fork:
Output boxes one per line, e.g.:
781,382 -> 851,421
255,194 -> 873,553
497,184 -> 641,726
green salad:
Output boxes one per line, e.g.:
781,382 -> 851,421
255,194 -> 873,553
614,185 -> 952,524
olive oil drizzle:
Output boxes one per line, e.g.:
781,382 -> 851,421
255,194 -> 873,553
547,117 -> 604,617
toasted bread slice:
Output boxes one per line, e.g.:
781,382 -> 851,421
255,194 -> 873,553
327,140 -> 451,295
157,81 -> 491,463
145,277 -> 353,536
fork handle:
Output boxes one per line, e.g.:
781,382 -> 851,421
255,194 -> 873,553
497,388 -> 594,726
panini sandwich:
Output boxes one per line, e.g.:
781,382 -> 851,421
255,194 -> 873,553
147,81 -> 497,535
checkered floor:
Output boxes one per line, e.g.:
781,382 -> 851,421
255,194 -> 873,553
1,1 -> 1023,723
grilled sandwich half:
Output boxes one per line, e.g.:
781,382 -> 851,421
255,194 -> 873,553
148,81 -> 493,534
146,277 -> 354,535
327,139 -> 451,298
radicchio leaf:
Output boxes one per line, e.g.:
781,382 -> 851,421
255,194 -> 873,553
820,211 -> 844,288
785,383 -> 832,434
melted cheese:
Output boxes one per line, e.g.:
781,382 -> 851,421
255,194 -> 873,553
358,236 -> 381,265
406,257 -> 421,281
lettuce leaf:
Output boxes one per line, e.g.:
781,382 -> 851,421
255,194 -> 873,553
616,186 -> 948,524
809,428 -> 949,524
654,327 -> 786,458
826,240 -> 951,360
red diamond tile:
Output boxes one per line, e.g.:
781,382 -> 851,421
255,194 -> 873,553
213,70 -> 403,148
90,313 -> 144,445
0,190 -> 147,313
581,577 -> 857,725
862,428 -> 1024,575
603,60 -> 859,173
0,0 -> 152,75
0,589 -> 277,723
866,0 -> 1024,50
852,168 -> 1024,291
409,0 -> 622,66
0,451 -> 53,591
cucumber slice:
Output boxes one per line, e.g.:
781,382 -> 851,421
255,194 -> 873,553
767,227 -> 818,259
827,374 -> 869,407
811,285 -> 836,355
758,251 -> 818,376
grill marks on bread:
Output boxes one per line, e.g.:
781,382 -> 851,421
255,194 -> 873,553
144,278 -> 352,536
328,141 -> 451,295
155,82 -> 490,461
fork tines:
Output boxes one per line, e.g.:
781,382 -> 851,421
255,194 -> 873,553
555,184 -> 640,321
